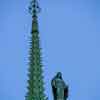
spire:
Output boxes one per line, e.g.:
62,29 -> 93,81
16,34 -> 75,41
25,0 -> 47,100
29,0 -> 41,35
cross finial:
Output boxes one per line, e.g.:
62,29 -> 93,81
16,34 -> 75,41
29,0 -> 41,17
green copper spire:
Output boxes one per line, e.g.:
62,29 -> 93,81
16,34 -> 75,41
25,0 -> 46,100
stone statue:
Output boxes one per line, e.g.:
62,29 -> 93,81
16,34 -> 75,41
51,72 -> 68,100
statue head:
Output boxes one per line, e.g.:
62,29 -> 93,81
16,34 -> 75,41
56,72 -> 62,79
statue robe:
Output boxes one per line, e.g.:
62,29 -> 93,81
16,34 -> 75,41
51,77 -> 68,100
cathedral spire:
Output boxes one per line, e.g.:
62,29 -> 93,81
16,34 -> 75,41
25,0 -> 46,100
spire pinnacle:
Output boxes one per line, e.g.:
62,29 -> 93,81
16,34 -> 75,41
29,0 -> 41,17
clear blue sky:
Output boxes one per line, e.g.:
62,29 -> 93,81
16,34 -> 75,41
0,0 -> 100,100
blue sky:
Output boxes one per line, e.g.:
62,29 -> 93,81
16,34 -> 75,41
0,0 -> 100,100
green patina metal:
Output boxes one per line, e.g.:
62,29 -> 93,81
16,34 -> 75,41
25,0 -> 46,100
25,1 -> 68,100
51,72 -> 68,100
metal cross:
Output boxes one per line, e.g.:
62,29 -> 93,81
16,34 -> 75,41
29,0 -> 41,16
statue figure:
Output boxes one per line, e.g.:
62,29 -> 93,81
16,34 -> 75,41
51,72 -> 68,100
